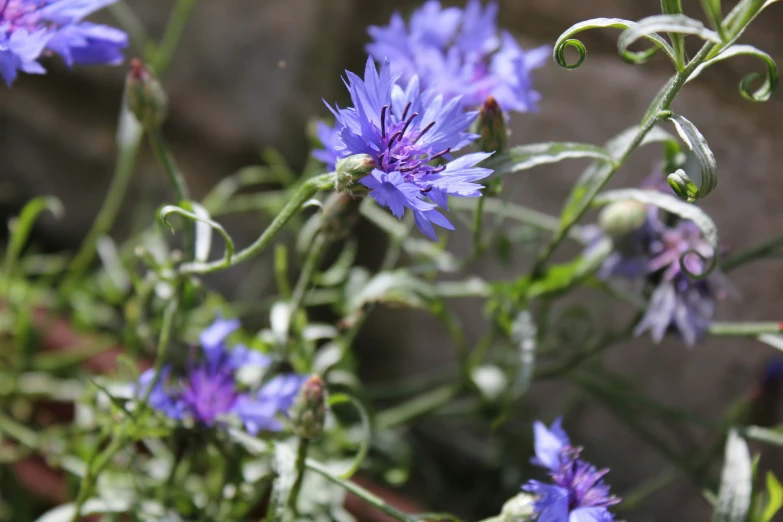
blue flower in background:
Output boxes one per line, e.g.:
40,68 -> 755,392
366,0 -> 548,114
136,317 -> 304,434
313,121 -> 343,171
523,418 -> 620,522
0,0 -> 128,85
320,57 -> 492,240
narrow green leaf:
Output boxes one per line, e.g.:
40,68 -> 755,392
554,18 -> 676,68
714,431 -> 753,522
328,393 -> 372,479
593,188 -> 719,277
723,0 -> 779,46
484,143 -> 614,181
3,196 -> 63,285
689,45 -> 778,102
618,15 -> 721,69
159,204 -> 235,269
761,472 -> 783,522
190,202 -> 214,262
661,0 -> 687,68
664,113 -> 718,201
699,0 -> 726,38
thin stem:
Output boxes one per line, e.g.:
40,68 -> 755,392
288,438 -> 310,517
471,195 -> 486,258
139,296 -> 179,411
108,1 -> 151,54
721,233 -> 783,272
180,174 -> 335,275
375,384 -> 459,430
289,233 -> 326,324
153,0 -> 199,73
305,459 -> 416,522
148,129 -> 190,202
708,321 -> 782,336
64,129 -> 143,284
71,434 -> 126,522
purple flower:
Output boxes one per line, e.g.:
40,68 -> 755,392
0,0 -> 127,86
321,57 -> 492,240
366,0 -> 548,114
523,419 -> 620,522
136,317 -> 302,434
586,177 -> 730,346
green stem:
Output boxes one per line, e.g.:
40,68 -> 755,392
139,296 -> 179,411
0,411 -> 40,449
289,233 -> 326,325
148,129 -> 190,202
64,129 -> 143,284
530,42 -> 716,278
375,384 -> 459,430
305,459 -> 416,522
71,434 -> 126,522
471,195 -> 486,258
708,321 -> 782,336
721,233 -> 783,272
180,174 -> 335,275
288,438 -> 310,517
153,0 -> 199,73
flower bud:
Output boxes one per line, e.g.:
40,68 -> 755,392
125,58 -> 168,130
320,192 -> 362,242
291,374 -> 326,440
476,96 -> 508,154
484,493 -> 537,522
335,154 -> 374,195
598,200 -> 647,239
667,168 -> 699,202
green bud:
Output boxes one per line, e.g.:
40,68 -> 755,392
291,374 -> 327,440
320,191 -> 362,242
477,96 -> 508,154
125,58 -> 168,130
598,200 -> 647,239
484,492 -> 537,522
667,169 -> 699,202
335,154 -> 375,195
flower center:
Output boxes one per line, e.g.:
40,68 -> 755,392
376,103 -> 450,184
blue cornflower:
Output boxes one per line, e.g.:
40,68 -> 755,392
523,418 -> 620,522
137,317 -> 305,434
320,57 -> 492,240
0,0 -> 127,86
366,0 -> 548,114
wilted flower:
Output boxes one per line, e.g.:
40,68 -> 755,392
366,0 -> 548,114
137,317 -> 306,434
319,57 -> 492,240
523,418 -> 620,522
0,0 -> 128,86
584,176 -> 729,346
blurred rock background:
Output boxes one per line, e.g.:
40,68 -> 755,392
2,1 -> 782,520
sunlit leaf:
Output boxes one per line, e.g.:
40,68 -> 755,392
484,143 -> 614,181
714,431 -> 753,522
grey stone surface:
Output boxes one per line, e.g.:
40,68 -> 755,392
2,1 -> 783,520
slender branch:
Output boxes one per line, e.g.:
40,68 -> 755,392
139,296 -> 179,411
179,174 -> 335,274
375,384 -> 459,430
288,438 -> 310,517
148,129 -> 191,202
153,0 -> 199,73
708,321 -> 782,336
722,233 -> 783,272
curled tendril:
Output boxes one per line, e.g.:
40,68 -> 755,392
679,248 -> 717,280
327,393 -> 371,479
159,204 -> 235,269
662,113 -> 717,201
689,45 -> 779,103
553,18 -> 674,70
592,188 -> 720,279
